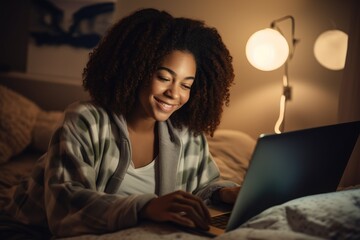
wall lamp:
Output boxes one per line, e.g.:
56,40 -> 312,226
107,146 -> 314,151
246,15 -> 299,134
314,29 -> 348,70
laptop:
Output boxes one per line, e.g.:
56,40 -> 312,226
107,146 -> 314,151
190,121 -> 360,237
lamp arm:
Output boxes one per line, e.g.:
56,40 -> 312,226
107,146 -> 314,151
270,15 -> 295,36
270,15 -> 299,60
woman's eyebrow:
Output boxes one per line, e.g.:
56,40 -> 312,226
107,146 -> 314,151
157,66 -> 195,80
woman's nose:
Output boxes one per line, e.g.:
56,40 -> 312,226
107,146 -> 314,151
165,84 -> 180,99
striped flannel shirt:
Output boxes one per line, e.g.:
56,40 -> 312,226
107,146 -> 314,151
4,101 -> 236,237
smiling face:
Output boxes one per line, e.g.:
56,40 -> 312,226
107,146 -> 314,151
135,50 -> 196,123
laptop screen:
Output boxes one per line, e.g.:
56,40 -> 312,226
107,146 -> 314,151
226,121 -> 360,232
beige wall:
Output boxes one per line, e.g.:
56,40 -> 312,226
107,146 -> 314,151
0,0 -> 354,139
116,0 -> 353,139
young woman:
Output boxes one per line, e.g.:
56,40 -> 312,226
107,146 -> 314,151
3,8 -> 238,237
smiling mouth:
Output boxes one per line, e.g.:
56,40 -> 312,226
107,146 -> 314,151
154,97 -> 179,112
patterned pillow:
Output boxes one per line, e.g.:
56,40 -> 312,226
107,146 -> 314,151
0,85 -> 40,163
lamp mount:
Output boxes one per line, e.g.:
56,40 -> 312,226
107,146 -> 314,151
270,15 -> 299,61
245,15 -> 299,134
270,15 -> 299,134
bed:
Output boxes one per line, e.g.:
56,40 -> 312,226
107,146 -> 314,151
0,81 -> 359,240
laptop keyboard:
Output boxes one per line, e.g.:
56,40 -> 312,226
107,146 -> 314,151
210,212 -> 231,229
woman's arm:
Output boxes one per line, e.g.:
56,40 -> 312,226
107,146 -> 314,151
44,103 -> 157,237
180,132 -> 239,204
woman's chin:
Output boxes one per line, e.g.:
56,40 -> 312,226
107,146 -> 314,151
154,111 -> 174,122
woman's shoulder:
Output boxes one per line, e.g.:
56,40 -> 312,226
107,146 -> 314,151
65,100 -> 103,112
63,101 -> 111,124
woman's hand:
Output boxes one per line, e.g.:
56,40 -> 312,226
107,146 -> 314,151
139,190 -> 210,230
219,186 -> 240,204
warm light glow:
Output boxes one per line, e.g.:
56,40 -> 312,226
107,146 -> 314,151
314,30 -> 348,70
246,28 -> 289,71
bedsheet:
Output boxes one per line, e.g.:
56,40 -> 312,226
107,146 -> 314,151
58,188 -> 360,240
0,151 -> 42,210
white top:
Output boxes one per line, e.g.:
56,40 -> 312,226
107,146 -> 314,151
118,157 -> 157,196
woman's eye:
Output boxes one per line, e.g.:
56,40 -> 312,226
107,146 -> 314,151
182,84 -> 192,90
158,75 -> 170,81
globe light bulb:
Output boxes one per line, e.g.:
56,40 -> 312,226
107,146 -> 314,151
246,28 -> 289,71
314,30 -> 348,70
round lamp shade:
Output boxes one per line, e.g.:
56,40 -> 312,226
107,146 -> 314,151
246,28 -> 289,71
314,30 -> 348,70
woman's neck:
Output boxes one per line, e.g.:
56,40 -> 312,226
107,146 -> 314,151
126,113 -> 156,134
126,114 -> 159,168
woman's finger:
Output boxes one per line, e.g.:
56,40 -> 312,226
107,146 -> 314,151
139,190 -> 210,230
168,212 -> 196,228
175,193 -> 211,223
170,202 -> 209,230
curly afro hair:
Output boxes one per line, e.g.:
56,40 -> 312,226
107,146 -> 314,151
83,8 -> 234,136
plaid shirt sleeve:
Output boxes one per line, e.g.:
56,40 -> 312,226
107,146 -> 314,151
43,102 -> 157,236
175,129 -> 238,204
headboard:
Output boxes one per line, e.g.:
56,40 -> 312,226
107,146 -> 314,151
0,72 -> 89,111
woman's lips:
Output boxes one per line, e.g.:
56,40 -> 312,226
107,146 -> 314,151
154,97 -> 179,112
